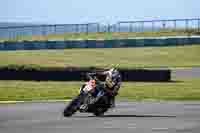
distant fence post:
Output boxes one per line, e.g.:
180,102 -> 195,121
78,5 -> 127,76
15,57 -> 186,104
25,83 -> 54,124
97,23 -> 100,32
152,21 -> 155,31
118,23 -> 121,32
42,25 -> 46,36
129,23 -> 133,32
174,20 -> 177,30
162,21 -> 166,30
86,24 -> 89,34
185,19 -> 189,32
107,23 -> 110,32
8,28 -> 11,40
75,24 -> 79,33
54,25 -> 57,34
141,22 -> 144,32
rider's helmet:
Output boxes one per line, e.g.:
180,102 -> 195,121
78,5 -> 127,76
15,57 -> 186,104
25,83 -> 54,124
105,68 -> 120,88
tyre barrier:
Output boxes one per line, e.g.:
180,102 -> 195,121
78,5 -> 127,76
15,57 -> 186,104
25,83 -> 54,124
0,36 -> 200,50
0,67 -> 171,82
1,36 -> 200,50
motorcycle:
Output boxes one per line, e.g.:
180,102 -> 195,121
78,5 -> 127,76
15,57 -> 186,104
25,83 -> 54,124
63,74 -> 111,117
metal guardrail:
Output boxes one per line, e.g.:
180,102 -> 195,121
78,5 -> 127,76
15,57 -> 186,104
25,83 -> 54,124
0,23 -> 100,39
0,18 -> 200,40
118,18 -> 200,32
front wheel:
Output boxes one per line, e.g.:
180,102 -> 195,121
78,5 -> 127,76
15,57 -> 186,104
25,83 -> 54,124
63,95 -> 81,117
63,106 -> 76,117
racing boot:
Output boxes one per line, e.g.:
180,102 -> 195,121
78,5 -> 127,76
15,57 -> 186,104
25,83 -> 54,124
110,96 -> 116,108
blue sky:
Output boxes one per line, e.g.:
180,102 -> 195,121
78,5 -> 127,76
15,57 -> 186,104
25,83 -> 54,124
0,0 -> 199,24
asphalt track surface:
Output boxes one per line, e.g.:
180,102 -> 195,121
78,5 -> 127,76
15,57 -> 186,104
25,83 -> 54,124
172,67 -> 200,79
1,101 -> 200,133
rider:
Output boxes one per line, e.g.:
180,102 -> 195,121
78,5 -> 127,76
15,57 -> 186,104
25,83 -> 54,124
80,74 -> 105,103
79,75 -> 105,111
88,68 -> 122,108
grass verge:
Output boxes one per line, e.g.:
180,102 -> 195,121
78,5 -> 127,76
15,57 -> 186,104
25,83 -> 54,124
0,45 -> 200,69
0,78 -> 200,101
0,30 -> 199,42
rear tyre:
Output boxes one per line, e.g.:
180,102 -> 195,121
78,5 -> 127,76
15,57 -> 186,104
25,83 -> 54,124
93,107 -> 108,117
93,96 -> 109,117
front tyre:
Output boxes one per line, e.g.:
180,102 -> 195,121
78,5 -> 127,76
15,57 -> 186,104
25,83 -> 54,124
63,95 -> 81,117
63,106 -> 76,117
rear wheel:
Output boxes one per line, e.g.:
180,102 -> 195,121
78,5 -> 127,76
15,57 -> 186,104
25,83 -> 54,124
93,96 -> 109,117
93,107 -> 108,116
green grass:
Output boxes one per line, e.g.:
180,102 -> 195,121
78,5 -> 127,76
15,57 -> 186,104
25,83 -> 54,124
0,78 -> 200,101
0,42 -> 199,101
0,81 -> 80,101
121,79 -> 200,101
0,45 -> 200,69
0,29 -> 199,42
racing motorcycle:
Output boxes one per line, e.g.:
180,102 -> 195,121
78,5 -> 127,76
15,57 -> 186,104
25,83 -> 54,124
63,74 -> 111,117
